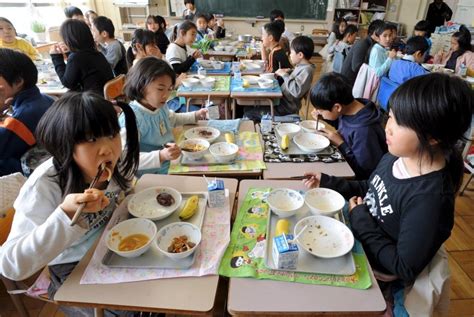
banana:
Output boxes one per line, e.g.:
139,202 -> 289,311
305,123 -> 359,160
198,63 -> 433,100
275,219 -> 290,236
179,195 -> 199,220
225,132 -> 235,144
280,134 -> 289,150
242,79 -> 250,88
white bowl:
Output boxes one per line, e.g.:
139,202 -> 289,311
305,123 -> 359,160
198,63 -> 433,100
244,62 -> 261,70
259,73 -> 275,80
201,77 -> 216,88
181,77 -> 199,88
198,59 -> 213,68
214,45 -> 224,51
209,142 -> 239,163
294,215 -> 354,258
211,61 -> 225,69
421,63 -> 433,71
293,133 -> 330,153
242,75 -> 260,85
156,222 -> 202,260
300,120 -> 326,133
128,186 -> 183,220
304,188 -> 346,217
179,138 -> 210,160
266,188 -> 305,218
106,218 -> 157,258
257,78 -> 274,89
184,126 -> 221,143
275,123 -> 301,139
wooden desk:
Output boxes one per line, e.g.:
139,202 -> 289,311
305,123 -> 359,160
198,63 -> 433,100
227,179 -> 387,316
169,120 -> 262,178
35,59 -> 68,97
264,162 -> 354,179
54,174 -> 239,315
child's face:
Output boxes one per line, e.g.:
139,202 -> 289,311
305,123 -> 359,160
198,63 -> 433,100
346,33 -> 357,44
377,30 -> 392,48
261,29 -> 273,48
87,13 -> 98,27
289,49 -> 304,65
147,20 -> 159,33
182,28 -> 197,44
136,43 -> 162,59
339,22 -> 347,35
450,37 -> 460,51
0,76 -> 22,99
196,18 -> 208,32
414,30 -> 426,37
316,105 -> 340,121
0,21 -> 16,44
73,134 -> 122,184
208,18 -> 216,28
141,75 -> 174,110
385,110 -> 420,158
91,24 -> 105,43
185,3 -> 195,10
389,29 -> 397,45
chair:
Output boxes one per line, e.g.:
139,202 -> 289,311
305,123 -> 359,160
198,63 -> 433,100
103,74 -> 126,102
460,126 -> 474,196
377,76 -> 399,112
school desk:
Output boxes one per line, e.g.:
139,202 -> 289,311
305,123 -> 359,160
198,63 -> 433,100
54,174 -> 239,316
35,59 -> 68,97
169,119 -> 263,178
227,179 -> 387,316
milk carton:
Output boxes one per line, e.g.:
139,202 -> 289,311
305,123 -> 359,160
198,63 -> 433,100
272,234 -> 299,270
207,179 -> 225,208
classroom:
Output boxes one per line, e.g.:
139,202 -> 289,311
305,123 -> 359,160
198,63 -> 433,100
0,0 -> 473,316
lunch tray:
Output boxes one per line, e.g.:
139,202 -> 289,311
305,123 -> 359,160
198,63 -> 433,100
264,206 -> 356,275
274,132 -> 335,156
101,192 -> 207,269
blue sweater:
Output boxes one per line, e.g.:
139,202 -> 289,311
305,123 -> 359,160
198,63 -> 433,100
388,57 -> 428,85
337,99 -> 387,179
0,87 -> 53,176
368,43 -> 393,77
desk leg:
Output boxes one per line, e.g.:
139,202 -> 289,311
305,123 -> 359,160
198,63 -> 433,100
232,99 -> 236,119
94,307 -> 104,317
267,98 -> 274,119
186,98 -> 191,113
224,98 -> 228,119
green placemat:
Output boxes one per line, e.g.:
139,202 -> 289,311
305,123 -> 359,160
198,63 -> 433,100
218,187 -> 372,289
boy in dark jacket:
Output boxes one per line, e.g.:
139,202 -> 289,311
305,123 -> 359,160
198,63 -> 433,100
310,72 -> 387,179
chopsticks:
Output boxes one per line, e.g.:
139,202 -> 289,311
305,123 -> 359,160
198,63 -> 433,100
70,164 -> 106,226
289,175 -> 310,180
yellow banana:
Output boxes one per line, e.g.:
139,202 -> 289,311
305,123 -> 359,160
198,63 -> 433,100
179,195 -> 199,220
275,219 -> 290,236
225,132 -> 235,144
281,134 -> 289,150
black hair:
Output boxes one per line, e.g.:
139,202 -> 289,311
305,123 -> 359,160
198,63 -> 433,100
264,20 -> 284,42
367,19 -> 385,37
184,0 -> 194,4
124,57 -> 176,101
0,48 -> 38,90
0,17 -> 16,35
206,13 -> 215,22
331,18 -> 347,40
452,24 -> 472,52
388,73 -> 473,192
270,9 -> 285,22
385,23 -> 397,32
366,22 -> 391,62
36,91 -> 139,196
343,24 -> 358,37
290,36 -> 314,60
178,20 -> 197,37
64,6 -> 83,18
414,20 -> 431,38
405,36 -> 429,55
60,19 -> 95,52
310,72 -> 354,111
93,16 -> 115,38
195,13 -> 209,23
156,15 -> 166,31
126,29 -> 157,67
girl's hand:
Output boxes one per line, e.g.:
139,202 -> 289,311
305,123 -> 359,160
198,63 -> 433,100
175,73 -> 187,88
58,42 -> 70,53
49,44 -> 62,55
349,196 -> 363,212
192,50 -> 202,58
388,49 -> 397,59
195,108 -> 208,120
302,172 -> 321,189
275,68 -> 290,77
317,128 -> 344,146
159,143 -> 181,161
61,188 -> 110,215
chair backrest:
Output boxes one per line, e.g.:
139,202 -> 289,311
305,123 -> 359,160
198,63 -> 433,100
103,74 -> 126,102
377,76 -> 400,112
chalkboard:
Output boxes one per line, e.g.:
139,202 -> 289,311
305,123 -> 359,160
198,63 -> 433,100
169,0 -> 328,20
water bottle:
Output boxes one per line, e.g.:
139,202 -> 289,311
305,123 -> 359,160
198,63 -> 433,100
260,113 -> 272,134
198,66 -> 207,77
206,100 -> 220,120
459,63 -> 467,78
233,62 -> 241,81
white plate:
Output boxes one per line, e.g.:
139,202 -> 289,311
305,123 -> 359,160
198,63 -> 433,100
184,126 -> 221,143
242,75 -> 260,85
294,215 -> 354,258
128,187 -> 182,221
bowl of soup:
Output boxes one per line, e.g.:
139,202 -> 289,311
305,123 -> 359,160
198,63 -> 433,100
179,138 -> 210,160
106,218 -> 157,258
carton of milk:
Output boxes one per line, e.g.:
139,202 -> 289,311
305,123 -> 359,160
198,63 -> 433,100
207,179 -> 225,208
272,234 -> 299,270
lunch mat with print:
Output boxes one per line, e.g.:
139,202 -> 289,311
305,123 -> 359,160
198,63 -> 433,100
178,76 -> 230,92
218,187 -> 372,289
168,131 -> 266,173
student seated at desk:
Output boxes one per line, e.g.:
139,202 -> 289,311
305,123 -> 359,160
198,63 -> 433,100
310,72 -> 387,179
303,73 -> 473,314
126,29 -> 162,68
91,16 -> 128,76
183,0 -> 199,21
50,19 -> 114,95
261,20 -> 292,73
0,17 -> 40,60
368,22 -> 397,78
195,13 -> 215,42
274,36 -> 315,116
0,91 -> 140,316
433,25 -> 474,73
146,15 -> 170,55
0,49 -> 53,176
388,36 -> 429,85
166,21 -> 201,75
121,57 -> 207,175
208,14 -> 225,39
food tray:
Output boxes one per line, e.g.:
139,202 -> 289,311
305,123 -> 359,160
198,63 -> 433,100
264,206 -> 356,275
102,192 -> 207,269
274,132 -> 334,156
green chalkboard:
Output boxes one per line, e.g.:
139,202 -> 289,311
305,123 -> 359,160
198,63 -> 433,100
169,0 -> 328,20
